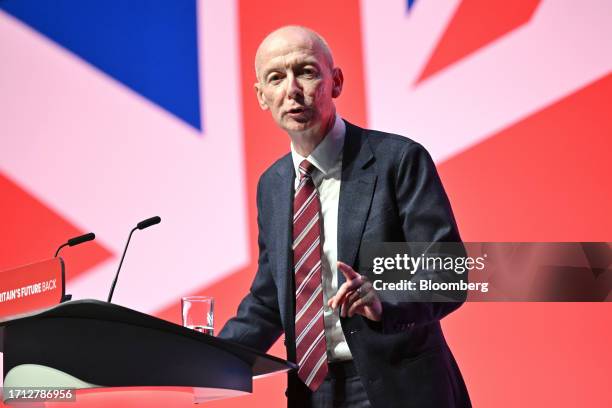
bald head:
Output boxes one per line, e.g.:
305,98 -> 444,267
252,25 -> 343,151
255,25 -> 334,81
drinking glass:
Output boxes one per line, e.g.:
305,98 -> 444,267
181,296 -> 214,335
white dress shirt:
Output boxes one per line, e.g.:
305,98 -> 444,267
290,115 -> 352,362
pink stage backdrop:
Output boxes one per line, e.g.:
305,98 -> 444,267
0,0 -> 610,407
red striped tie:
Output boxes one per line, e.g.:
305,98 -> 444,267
293,159 -> 328,391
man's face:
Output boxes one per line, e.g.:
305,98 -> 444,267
254,31 -> 342,136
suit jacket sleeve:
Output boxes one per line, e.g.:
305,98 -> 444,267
380,141 -> 466,333
217,178 -> 284,351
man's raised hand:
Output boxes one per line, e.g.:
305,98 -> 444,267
328,261 -> 382,322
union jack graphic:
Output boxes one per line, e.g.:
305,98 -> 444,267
0,0 -> 610,406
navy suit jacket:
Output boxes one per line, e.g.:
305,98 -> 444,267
219,121 -> 471,407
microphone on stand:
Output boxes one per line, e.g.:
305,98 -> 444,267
54,232 -> 96,257
107,216 -> 161,303
54,232 -> 96,302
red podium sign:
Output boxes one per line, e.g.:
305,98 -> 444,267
0,258 -> 65,321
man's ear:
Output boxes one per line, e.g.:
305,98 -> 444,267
254,82 -> 269,110
331,67 -> 344,98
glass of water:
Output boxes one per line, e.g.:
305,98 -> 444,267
181,296 -> 214,335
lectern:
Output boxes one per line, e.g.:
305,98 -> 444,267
0,260 -> 295,404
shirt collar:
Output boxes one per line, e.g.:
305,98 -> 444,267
291,115 -> 346,177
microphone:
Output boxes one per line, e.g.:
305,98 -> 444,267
54,232 -> 96,257
54,232 -> 95,303
107,216 -> 161,303
137,216 -> 161,230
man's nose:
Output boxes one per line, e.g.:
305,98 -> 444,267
286,74 -> 302,99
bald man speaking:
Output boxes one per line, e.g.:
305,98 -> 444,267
219,26 -> 471,408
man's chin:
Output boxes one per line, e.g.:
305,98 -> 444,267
282,119 -> 314,134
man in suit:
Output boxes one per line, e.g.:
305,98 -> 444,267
219,25 -> 471,407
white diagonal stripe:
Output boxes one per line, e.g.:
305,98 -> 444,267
294,237 -> 320,272
296,305 -> 324,346
299,164 -> 313,177
292,213 -> 319,250
295,178 -> 308,195
295,285 -> 322,322
293,189 -> 317,221
304,353 -> 327,386
296,260 -> 322,298
298,331 -> 325,367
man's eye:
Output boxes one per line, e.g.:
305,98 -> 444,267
268,74 -> 282,83
302,69 -> 317,78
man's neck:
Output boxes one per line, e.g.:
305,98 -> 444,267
289,113 -> 336,157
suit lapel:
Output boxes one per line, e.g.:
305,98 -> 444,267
272,155 -> 295,338
337,122 -> 377,287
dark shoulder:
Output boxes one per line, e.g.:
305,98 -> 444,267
260,152 -> 292,179
345,121 -> 430,162
257,152 -> 292,191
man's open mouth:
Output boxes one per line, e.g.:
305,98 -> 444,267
287,107 -> 306,114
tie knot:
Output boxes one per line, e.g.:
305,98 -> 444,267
299,160 -> 316,180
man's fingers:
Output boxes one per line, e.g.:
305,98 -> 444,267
338,261 -> 360,281
334,288 -> 356,313
330,265 -> 370,310
331,283 -> 351,309
345,290 -> 360,307
340,294 -> 351,318
348,292 -> 373,317
339,289 -> 360,318
332,280 -> 363,309
340,284 -> 369,317
360,281 -> 373,293
344,281 -> 371,304
331,279 -> 361,309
